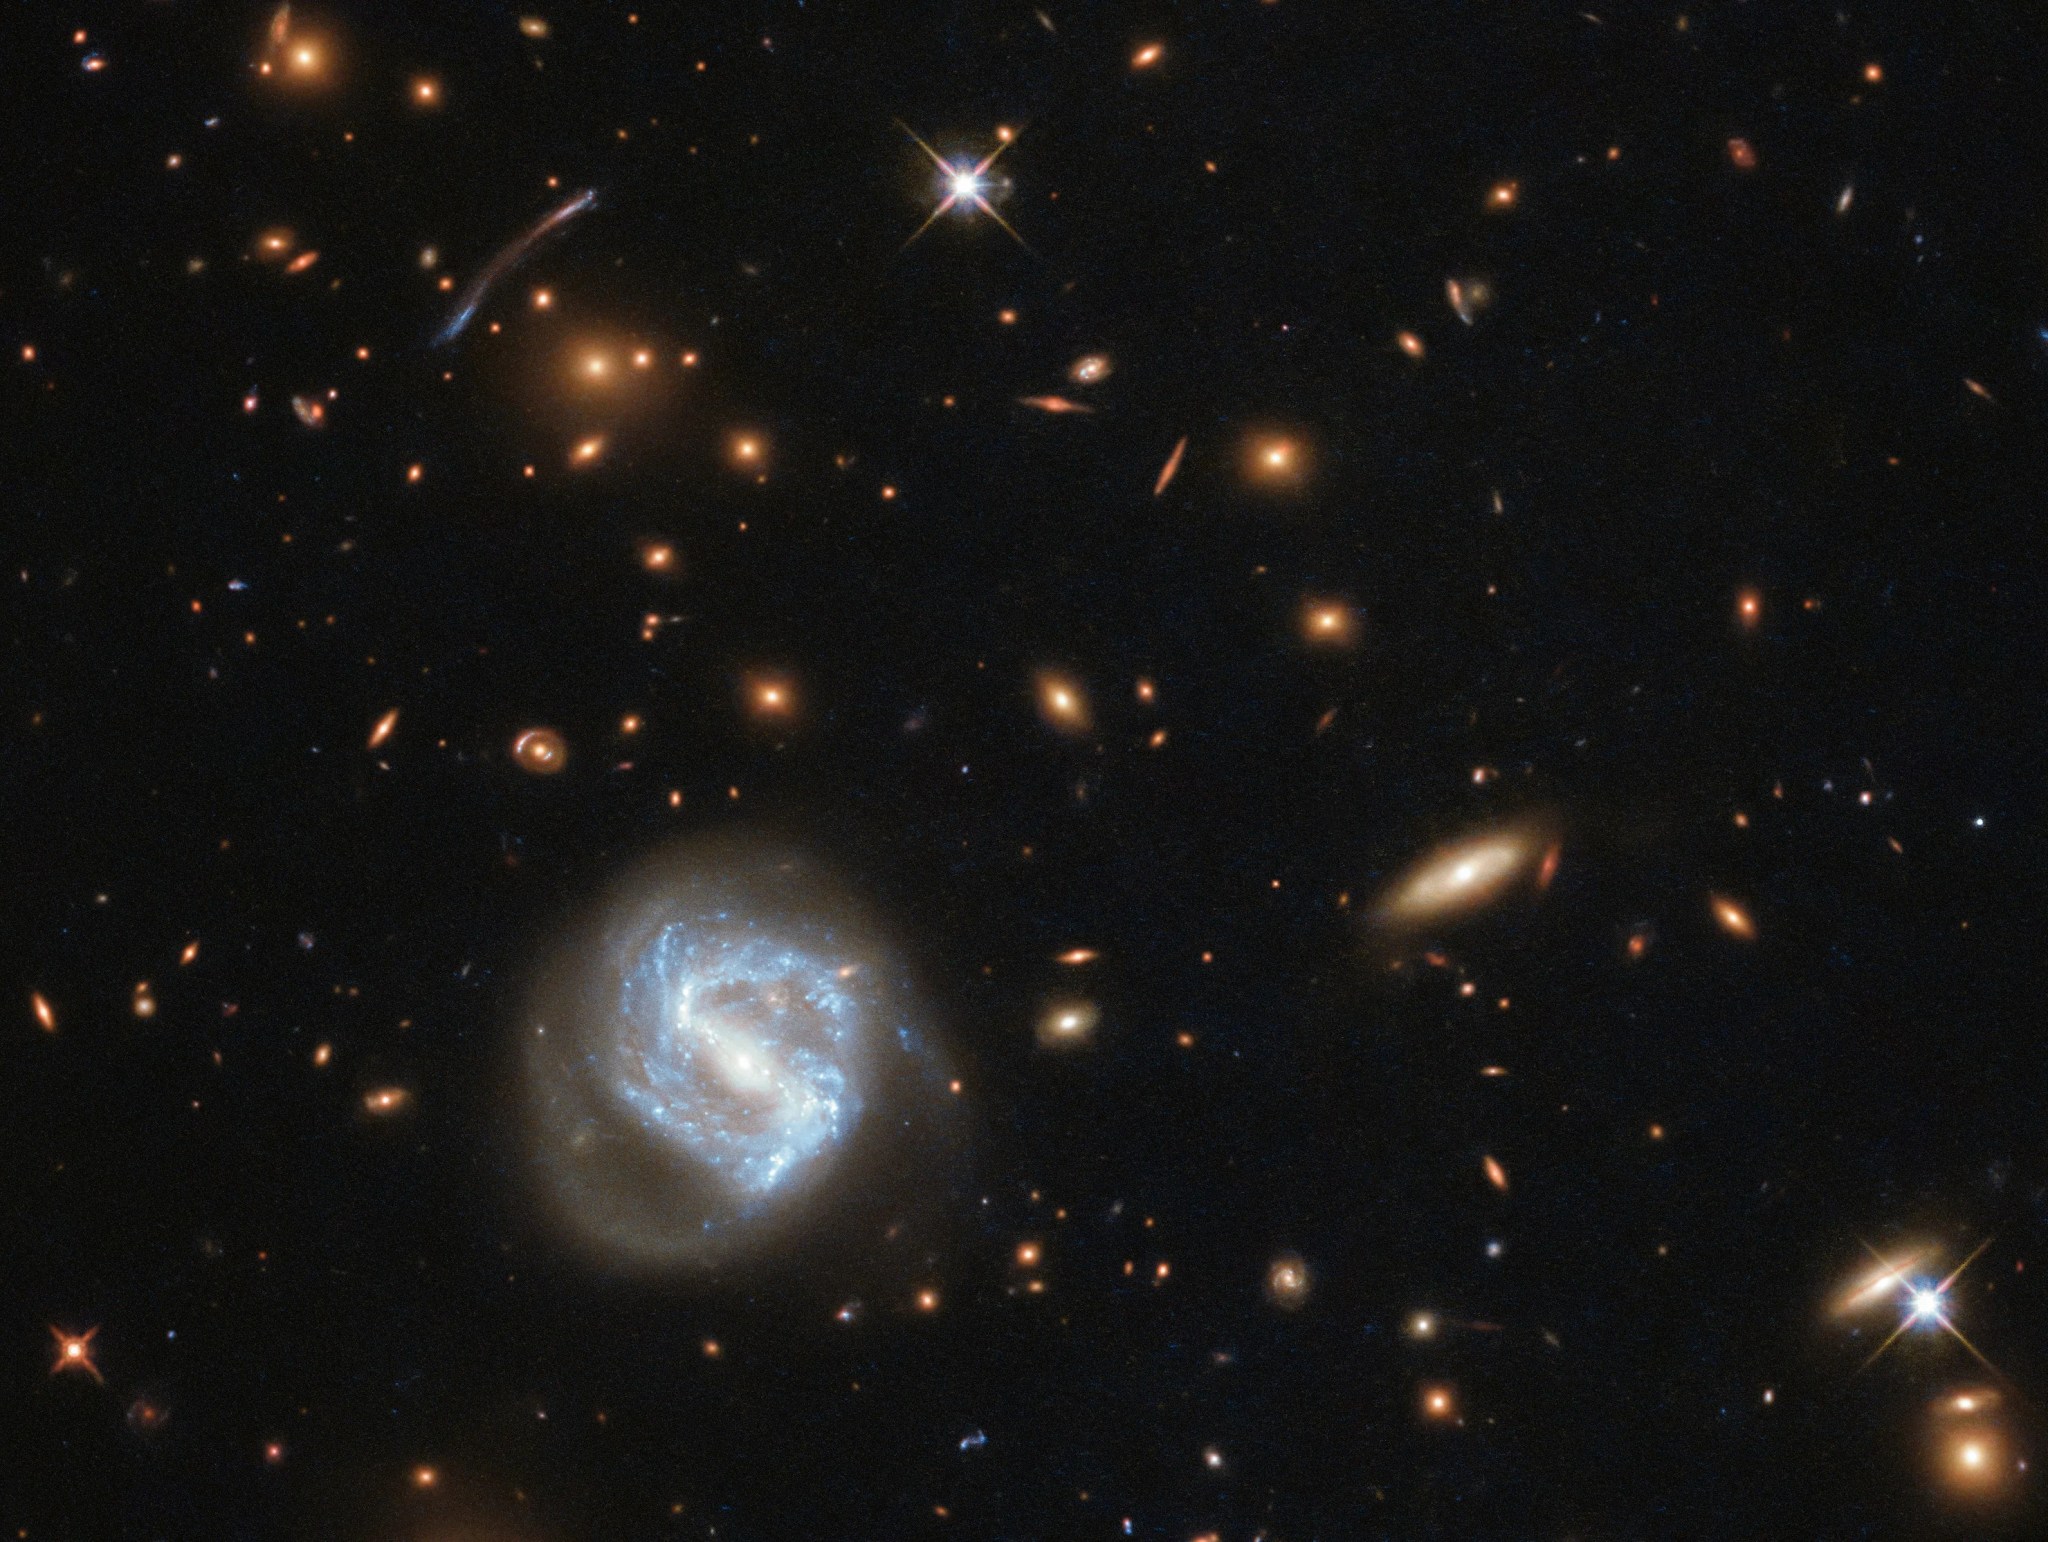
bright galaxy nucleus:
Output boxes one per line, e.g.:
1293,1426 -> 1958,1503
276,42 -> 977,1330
522,838 -> 951,1269
1373,822 -> 1556,929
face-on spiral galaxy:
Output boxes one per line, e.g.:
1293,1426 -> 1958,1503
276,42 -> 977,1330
521,839 -> 950,1269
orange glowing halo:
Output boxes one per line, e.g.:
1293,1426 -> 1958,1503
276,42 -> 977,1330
511,727 -> 569,774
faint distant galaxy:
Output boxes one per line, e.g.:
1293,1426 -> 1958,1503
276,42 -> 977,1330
520,837 -> 955,1270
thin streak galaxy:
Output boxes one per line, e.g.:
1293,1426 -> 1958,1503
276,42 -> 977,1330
432,187 -> 597,348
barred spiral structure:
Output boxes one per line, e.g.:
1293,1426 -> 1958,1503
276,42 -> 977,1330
522,839 -> 946,1269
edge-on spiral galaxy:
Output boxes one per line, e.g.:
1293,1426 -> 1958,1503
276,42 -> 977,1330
520,837 -> 953,1270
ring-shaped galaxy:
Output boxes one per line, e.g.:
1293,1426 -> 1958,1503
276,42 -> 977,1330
520,837 -> 951,1270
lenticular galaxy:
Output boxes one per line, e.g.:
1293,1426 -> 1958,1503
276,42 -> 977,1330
522,838 -> 951,1270
1372,820 -> 1557,930
1378,834 -> 1528,923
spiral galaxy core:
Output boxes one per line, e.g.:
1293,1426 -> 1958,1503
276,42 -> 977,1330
522,839 -> 945,1269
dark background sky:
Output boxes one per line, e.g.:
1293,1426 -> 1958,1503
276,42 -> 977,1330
7,1 -> 2048,1537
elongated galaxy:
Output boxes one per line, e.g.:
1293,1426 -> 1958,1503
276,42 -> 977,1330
431,187 -> 597,347
521,838 -> 949,1269
1371,821 -> 1557,930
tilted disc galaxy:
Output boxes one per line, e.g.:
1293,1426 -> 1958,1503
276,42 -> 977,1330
523,840 -> 942,1268
1373,824 -> 1549,928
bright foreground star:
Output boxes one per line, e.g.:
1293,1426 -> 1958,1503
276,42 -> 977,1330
897,121 -> 1028,250
1843,1238 -> 2000,1374
49,1326 -> 102,1382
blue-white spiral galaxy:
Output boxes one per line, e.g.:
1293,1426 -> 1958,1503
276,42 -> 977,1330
522,841 -> 944,1269
612,922 -> 861,1199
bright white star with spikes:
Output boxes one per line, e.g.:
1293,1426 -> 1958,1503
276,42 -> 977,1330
1849,1238 -> 2000,1375
896,120 -> 1029,251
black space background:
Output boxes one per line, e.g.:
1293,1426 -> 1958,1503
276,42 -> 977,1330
7,2 -> 2048,1538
